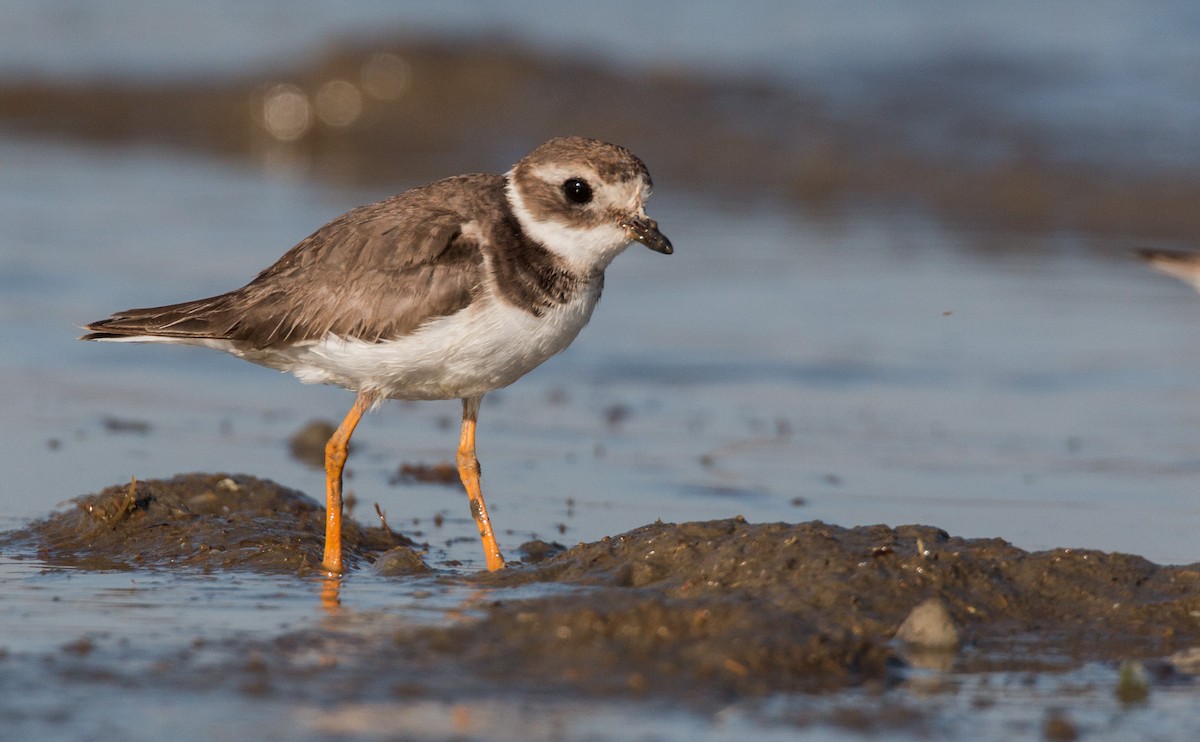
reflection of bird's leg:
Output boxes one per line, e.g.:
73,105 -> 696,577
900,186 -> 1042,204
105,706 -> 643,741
318,574 -> 342,614
457,396 -> 506,571
322,390 -> 375,573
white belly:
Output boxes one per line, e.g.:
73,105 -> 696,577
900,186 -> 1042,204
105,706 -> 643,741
240,287 -> 602,400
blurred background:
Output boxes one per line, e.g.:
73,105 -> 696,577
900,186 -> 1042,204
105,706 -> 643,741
5,0 -> 1200,566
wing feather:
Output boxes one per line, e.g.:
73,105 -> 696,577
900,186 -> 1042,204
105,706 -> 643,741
83,175 -> 502,348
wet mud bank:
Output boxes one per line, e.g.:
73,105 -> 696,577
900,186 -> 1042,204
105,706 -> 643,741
5,473 -> 1200,703
0,473 -> 422,573
454,519 -> 1200,698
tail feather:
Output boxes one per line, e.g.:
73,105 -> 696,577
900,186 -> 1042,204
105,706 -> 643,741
81,295 -> 235,341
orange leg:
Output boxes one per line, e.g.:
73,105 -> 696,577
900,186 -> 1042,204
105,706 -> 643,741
322,391 -> 374,573
457,396 -> 506,571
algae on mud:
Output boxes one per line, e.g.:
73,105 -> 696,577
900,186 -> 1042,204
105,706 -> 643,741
4,473 -> 1200,701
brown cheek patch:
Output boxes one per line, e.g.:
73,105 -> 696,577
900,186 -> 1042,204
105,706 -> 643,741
512,166 -> 607,231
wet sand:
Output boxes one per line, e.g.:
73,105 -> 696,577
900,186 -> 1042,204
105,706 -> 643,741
5,472 -> 1199,723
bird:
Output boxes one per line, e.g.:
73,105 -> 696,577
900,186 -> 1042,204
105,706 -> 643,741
82,136 -> 672,573
1136,248 -> 1200,293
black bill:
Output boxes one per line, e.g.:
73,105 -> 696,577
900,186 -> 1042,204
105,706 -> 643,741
622,216 -> 673,255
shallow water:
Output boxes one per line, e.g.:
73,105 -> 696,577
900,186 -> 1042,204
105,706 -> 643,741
4,134 -> 1200,737
5,4 -> 1200,738
3,1 -> 1199,172
5,134 -> 1200,566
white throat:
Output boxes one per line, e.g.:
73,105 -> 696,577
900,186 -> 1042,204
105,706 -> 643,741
505,177 -> 631,272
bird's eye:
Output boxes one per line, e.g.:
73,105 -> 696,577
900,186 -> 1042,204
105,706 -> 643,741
562,178 -> 592,205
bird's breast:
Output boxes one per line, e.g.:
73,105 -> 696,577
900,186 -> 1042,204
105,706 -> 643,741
256,279 -> 603,400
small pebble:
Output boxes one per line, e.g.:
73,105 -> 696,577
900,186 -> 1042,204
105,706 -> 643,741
895,597 -> 960,650
371,547 -> 430,576
1166,646 -> 1200,674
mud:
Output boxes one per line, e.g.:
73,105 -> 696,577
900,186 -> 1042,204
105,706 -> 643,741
1,473 -> 421,573
5,473 -> 1200,705
388,462 -> 459,486
460,519 -> 1200,695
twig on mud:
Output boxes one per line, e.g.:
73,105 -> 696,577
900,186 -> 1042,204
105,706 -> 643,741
374,502 -> 394,535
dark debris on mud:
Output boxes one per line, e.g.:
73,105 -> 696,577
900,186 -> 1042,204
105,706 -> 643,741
5,473 -> 1200,703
